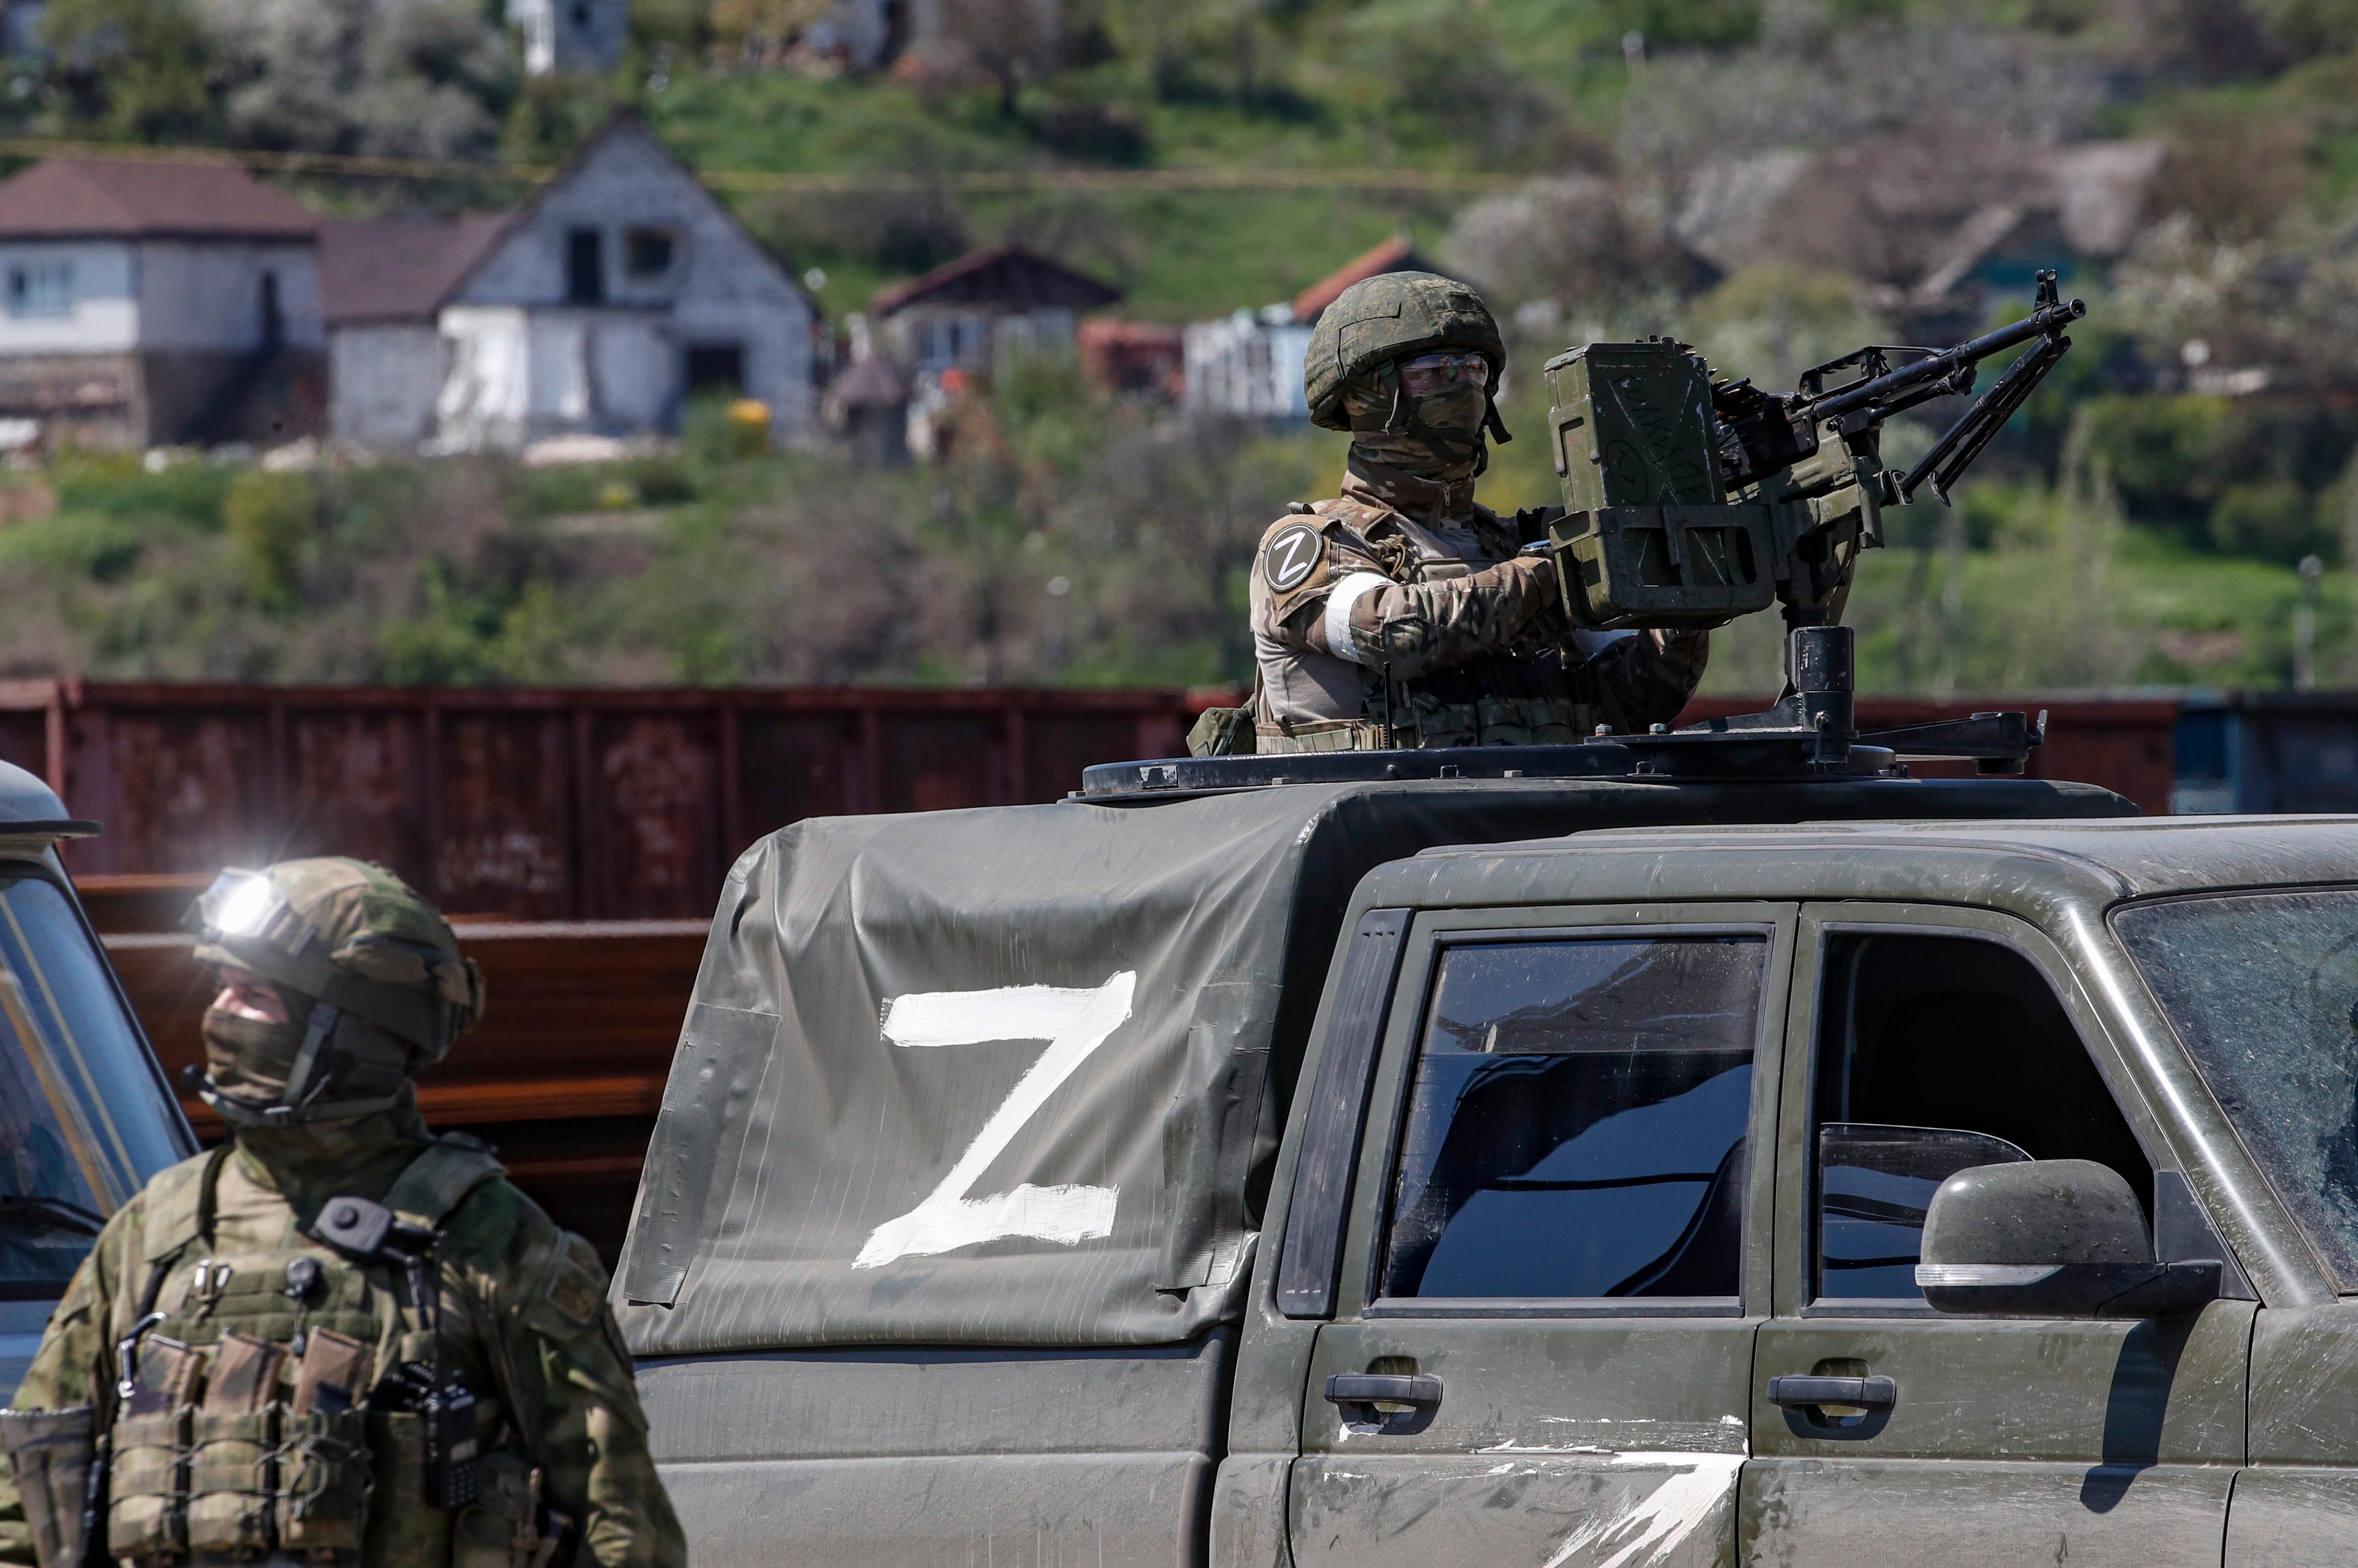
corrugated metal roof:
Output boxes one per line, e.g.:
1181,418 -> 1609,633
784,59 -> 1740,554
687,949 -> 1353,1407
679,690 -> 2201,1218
0,156 -> 318,241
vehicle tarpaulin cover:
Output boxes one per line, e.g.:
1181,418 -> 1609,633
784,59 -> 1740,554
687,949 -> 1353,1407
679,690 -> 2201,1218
611,774 -> 2125,1354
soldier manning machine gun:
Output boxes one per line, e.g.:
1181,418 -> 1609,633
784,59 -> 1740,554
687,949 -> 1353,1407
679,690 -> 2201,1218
1101,272 -> 2087,796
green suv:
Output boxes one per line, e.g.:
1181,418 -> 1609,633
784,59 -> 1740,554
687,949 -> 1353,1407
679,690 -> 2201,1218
613,714 -> 2358,1566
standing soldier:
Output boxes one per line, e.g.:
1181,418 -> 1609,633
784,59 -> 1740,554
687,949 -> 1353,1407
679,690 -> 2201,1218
1213,272 -> 1710,754
0,858 -> 685,1568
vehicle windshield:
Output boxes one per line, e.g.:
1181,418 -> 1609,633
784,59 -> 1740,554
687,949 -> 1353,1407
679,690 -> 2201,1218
0,868 -> 187,1300
2116,887 -> 2358,1290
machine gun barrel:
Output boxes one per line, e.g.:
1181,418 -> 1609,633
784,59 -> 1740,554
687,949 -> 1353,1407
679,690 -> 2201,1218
1800,292 -> 2086,426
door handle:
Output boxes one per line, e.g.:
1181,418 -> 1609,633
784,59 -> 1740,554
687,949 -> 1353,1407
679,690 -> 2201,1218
1766,1374 -> 1895,1411
1324,1373 -> 1443,1407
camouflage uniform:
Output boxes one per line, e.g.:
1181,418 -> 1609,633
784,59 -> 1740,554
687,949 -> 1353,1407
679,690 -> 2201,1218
0,860 -> 685,1568
1248,472 -> 1710,750
1238,270 -> 1708,754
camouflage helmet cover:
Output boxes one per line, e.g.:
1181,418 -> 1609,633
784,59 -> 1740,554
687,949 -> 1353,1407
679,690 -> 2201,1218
1304,271 -> 1508,432
189,856 -> 486,1068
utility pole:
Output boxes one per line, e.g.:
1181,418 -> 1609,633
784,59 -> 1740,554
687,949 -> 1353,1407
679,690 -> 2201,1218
1936,508 -> 1965,702
2295,554 -> 2322,693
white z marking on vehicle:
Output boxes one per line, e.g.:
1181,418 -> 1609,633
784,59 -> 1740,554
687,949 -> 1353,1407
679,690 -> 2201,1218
854,971 -> 1136,1268
1537,1452 -> 1742,1568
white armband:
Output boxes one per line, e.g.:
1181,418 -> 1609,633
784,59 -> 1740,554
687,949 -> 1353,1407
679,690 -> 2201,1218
1322,572 -> 1393,666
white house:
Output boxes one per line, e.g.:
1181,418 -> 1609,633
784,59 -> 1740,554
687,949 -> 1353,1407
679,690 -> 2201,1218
0,158 -> 325,448
1183,309 -> 1310,419
507,0 -> 630,74
319,215 -> 510,451
341,116 -> 818,454
1184,236 -> 1434,421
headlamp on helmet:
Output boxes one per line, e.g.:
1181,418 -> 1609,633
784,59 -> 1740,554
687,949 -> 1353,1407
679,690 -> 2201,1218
187,868 -> 315,956
184,858 -> 486,1130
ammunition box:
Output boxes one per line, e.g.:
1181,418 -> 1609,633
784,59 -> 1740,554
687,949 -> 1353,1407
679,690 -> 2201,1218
1544,342 -> 1725,512
1547,504 -> 1775,630
1542,343 -> 1770,628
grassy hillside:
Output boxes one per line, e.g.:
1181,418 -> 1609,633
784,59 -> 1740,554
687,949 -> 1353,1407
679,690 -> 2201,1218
8,0 -> 2358,692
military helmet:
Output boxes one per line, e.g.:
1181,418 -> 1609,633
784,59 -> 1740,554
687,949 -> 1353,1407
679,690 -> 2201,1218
1304,271 -> 1507,432
187,857 -> 485,1124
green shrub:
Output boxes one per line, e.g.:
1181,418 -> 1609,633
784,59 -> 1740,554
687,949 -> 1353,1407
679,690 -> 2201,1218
623,456 -> 698,505
2075,394 -> 2230,535
0,510 -> 148,582
684,396 -> 767,466
379,574 -> 572,685
49,450 -> 233,531
222,470 -> 315,607
2209,480 -> 2326,564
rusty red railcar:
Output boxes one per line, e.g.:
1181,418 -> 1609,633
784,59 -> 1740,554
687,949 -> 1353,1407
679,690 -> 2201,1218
0,680 -> 1194,919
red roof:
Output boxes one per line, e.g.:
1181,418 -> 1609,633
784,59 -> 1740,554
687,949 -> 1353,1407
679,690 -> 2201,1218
319,214 -> 514,326
1290,236 -> 1440,324
872,244 -> 1121,316
0,156 -> 318,242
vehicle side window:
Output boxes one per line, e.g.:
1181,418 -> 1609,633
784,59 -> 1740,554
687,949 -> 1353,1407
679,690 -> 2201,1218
1378,934 -> 1766,1302
1812,932 -> 2149,1303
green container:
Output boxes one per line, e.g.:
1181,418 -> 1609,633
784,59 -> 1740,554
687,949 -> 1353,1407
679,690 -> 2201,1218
1544,342 -> 1725,512
1542,342 -> 1773,630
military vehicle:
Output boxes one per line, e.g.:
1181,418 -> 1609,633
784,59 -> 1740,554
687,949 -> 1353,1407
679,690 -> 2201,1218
612,665 -> 2358,1566
0,761 -> 194,1400
611,283 -> 2358,1564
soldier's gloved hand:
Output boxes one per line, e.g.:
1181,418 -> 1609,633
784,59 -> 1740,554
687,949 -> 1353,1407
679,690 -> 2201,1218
1491,550 -> 1555,595
1484,552 -> 1559,638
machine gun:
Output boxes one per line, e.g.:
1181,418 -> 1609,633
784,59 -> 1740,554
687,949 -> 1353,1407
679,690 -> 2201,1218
1539,270 -> 2085,636
1528,271 -> 2084,774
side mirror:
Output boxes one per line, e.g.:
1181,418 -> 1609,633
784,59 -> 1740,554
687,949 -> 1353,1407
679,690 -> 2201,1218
1916,1159 -> 2221,1318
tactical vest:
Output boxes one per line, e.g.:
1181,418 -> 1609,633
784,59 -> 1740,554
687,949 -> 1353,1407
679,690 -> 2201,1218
1256,500 -> 1602,754
96,1139 -> 552,1568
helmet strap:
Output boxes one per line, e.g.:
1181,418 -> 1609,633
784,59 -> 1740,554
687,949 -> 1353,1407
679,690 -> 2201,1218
203,1083 -> 406,1128
1484,394 -> 1513,445
1381,364 -> 1411,434
278,1002 -> 342,1113
1401,406 -> 1484,467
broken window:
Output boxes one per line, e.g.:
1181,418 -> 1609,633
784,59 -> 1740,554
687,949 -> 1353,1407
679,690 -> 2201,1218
2118,889 -> 2358,1290
566,228 -> 604,306
686,342 -> 745,394
1810,932 -> 2148,1303
625,227 -> 676,280
1380,934 -> 1765,1301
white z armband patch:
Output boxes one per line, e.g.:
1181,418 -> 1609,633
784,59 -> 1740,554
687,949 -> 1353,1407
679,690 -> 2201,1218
1323,572 -> 1392,666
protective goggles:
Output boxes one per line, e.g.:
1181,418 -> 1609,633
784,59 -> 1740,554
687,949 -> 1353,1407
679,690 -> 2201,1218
1399,352 -> 1491,397
184,869 -> 314,956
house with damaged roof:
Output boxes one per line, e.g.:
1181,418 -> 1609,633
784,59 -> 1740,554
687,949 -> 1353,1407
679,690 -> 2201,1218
342,116 -> 820,454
